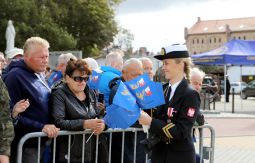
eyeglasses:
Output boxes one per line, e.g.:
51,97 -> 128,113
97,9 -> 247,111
71,76 -> 89,82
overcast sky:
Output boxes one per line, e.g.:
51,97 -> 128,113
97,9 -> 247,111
115,0 -> 255,52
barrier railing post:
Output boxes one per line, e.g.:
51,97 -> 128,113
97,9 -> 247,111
232,88 -> 235,113
121,131 -> 125,163
198,128 -> 203,163
133,131 -> 137,163
195,125 -> 215,163
109,132 -> 113,163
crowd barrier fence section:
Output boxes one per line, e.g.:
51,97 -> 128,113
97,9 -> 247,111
17,125 -> 215,163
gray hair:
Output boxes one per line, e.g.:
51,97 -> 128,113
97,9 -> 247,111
190,67 -> 205,79
139,57 -> 153,65
122,58 -> 143,71
83,57 -> 99,70
57,53 -> 77,65
105,50 -> 124,66
23,37 -> 49,55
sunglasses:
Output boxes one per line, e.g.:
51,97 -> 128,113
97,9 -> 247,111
71,76 -> 89,82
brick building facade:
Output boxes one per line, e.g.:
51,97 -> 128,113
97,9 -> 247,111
185,17 -> 255,55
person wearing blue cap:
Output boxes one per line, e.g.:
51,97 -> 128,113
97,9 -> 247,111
139,44 -> 201,163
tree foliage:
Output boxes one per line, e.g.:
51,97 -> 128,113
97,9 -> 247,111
0,0 -> 122,57
114,28 -> 134,55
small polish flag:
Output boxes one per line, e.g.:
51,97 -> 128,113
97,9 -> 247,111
93,76 -> 98,81
145,86 -> 152,96
167,107 -> 176,117
138,78 -> 145,86
187,107 -> 195,117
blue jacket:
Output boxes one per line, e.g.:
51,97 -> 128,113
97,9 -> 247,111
98,66 -> 121,106
47,70 -> 63,88
3,59 -> 51,146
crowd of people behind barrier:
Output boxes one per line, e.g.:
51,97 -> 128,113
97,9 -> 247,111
0,37 -> 206,163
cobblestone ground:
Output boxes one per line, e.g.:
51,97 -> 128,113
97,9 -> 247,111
195,136 -> 255,163
194,117 -> 255,163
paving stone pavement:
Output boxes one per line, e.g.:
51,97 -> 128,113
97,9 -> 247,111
196,95 -> 255,163
195,136 -> 255,163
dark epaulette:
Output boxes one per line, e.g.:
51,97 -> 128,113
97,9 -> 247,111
108,77 -> 121,89
51,79 -> 64,90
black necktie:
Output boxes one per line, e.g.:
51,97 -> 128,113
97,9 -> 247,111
166,86 -> 171,102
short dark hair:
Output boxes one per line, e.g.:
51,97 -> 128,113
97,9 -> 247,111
65,59 -> 92,77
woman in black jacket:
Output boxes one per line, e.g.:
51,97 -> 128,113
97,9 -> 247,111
50,59 -> 106,163
139,45 -> 201,163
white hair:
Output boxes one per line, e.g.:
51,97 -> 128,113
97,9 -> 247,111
83,57 -> 99,70
139,57 -> 153,65
122,58 -> 143,71
23,37 -> 49,55
190,67 -> 205,79
105,50 -> 124,66
57,53 -> 77,65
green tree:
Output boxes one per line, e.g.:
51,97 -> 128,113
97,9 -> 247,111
54,0 -> 121,56
0,0 -> 122,57
0,0 -> 76,51
113,28 -> 134,56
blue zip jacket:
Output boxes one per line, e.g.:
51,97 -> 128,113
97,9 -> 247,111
98,66 -> 121,106
3,59 -> 51,146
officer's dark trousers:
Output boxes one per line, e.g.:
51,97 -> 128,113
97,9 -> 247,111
151,142 -> 195,163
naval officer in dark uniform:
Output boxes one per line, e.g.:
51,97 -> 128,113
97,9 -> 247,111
139,44 -> 201,163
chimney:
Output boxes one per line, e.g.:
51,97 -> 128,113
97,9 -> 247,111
184,27 -> 188,40
197,17 -> 201,23
225,24 -> 231,41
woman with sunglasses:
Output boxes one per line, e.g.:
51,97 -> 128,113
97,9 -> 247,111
50,59 -> 106,163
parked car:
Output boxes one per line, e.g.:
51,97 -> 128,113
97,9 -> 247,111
202,76 -> 218,94
201,75 -> 220,102
230,82 -> 247,94
241,80 -> 255,99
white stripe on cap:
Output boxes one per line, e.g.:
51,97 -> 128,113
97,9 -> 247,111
164,44 -> 187,53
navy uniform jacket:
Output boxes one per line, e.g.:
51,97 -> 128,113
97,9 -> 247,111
149,78 -> 201,163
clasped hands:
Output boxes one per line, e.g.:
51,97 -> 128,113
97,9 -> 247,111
83,118 -> 105,135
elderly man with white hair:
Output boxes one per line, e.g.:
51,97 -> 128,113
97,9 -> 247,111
139,57 -> 154,80
98,50 -> 123,106
4,37 -> 59,163
47,53 -> 77,88
108,58 -> 146,163
190,67 -> 205,92
83,57 -> 100,70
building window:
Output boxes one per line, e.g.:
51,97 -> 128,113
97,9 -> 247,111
214,38 -> 216,43
219,38 -> 221,43
193,39 -> 195,44
243,36 -> 246,40
238,36 -> 241,39
201,39 -> 204,44
197,39 -> 199,44
209,39 -> 211,43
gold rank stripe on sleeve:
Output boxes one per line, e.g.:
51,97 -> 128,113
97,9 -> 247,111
162,123 -> 175,139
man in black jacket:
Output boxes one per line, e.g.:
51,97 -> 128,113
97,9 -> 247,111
226,75 -> 231,102
108,58 -> 145,163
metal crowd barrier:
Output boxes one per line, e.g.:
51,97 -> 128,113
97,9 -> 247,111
17,125 -> 215,163
196,124 -> 215,163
